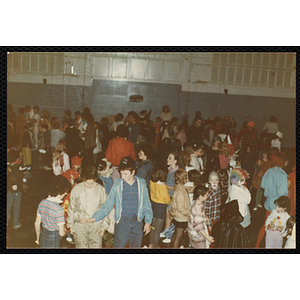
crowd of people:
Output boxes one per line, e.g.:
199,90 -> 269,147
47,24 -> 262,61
7,103 -> 296,249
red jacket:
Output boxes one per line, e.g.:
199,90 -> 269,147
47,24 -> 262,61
105,137 -> 136,167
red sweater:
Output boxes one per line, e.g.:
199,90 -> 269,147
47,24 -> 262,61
105,137 -> 136,167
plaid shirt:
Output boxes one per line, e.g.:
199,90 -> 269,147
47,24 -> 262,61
204,185 -> 221,226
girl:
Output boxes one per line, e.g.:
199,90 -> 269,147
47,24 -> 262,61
170,169 -> 190,248
160,151 -> 184,243
185,169 -> 202,207
160,105 -> 173,122
34,175 -> 72,248
52,139 -> 70,176
265,196 -> 291,249
149,164 -> 171,248
252,151 -> 272,211
187,185 -> 215,248
161,121 -> 170,140
283,215 -> 296,249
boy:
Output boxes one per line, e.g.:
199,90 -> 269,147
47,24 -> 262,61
67,165 -> 110,248
205,171 -> 221,233
34,175 -> 72,248
86,156 -> 153,248
265,196 -> 291,248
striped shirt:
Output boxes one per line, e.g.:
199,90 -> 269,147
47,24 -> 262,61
122,179 -> 139,218
37,198 -> 65,231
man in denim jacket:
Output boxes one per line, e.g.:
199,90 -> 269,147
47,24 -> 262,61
86,156 -> 153,248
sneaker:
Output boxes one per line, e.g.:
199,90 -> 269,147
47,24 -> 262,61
43,166 -> 52,171
66,237 -> 74,244
19,166 -> 27,171
142,245 -> 148,249
160,231 -> 166,238
179,245 -> 185,249
13,223 -> 22,229
253,207 -> 258,211
258,204 -> 262,208
162,238 -> 171,244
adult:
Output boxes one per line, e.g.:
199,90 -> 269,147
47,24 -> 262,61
65,118 -> 81,160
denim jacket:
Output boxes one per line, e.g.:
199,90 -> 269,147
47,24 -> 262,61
93,176 -> 153,224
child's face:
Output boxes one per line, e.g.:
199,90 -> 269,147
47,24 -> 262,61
156,118 -> 161,123
72,164 -> 81,171
167,154 -> 177,166
210,180 -> 219,189
120,169 -> 135,183
195,149 -> 205,157
262,153 -> 268,160
276,205 -> 286,214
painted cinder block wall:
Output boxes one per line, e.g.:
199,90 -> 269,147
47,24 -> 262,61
7,79 -> 295,148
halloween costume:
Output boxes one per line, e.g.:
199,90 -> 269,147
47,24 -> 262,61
212,200 -> 251,248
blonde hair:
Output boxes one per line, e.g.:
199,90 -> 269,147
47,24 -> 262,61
174,168 -> 187,185
53,139 -> 67,166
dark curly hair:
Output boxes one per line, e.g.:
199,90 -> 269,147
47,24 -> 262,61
48,175 -> 72,197
139,143 -> 154,159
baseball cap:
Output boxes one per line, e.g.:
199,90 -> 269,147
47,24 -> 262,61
119,156 -> 136,169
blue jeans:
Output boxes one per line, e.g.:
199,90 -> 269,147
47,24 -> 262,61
7,191 -> 22,226
39,227 -> 61,248
114,217 -> 143,248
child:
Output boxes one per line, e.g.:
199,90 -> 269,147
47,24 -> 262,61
205,171 -> 222,233
34,176 -> 72,248
175,125 -> 187,150
160,105 -> 173,122
7,149 -> 23,229
66,165 -> 110,248
97,157 -> 114,196
187,184 -> 215,248
283,215 -> 296,249
252,151 -> 273,211
154,116 -> 162,149
93,121 -> 102,162
265,196 -> 291,249
61,155 -> 83,244
211,200 -> 251,249
228,168 -> 251,228
86,156 -> 153,249
161,151 -> 183,243
52,139 -> 70,176
185,169 -> 202,207
21,122 -> 34,167
149,164 -> 171,248
271,131 -> 283,152
170,168 -> 190,248
161,121 -> 170,140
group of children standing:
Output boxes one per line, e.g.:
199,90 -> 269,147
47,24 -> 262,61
7,104 -> 296,249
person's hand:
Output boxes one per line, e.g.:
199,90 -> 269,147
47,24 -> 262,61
86,218 -> 96,224
143,223 -> 151,235
208,226 -> 212,233
207,236 -> 215,244
70,226 -> 74,235
80,218 -> 90,224
98,228 -> 106,237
